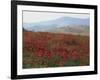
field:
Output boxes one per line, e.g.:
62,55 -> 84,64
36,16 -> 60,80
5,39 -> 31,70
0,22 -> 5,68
23,31 -> 89,68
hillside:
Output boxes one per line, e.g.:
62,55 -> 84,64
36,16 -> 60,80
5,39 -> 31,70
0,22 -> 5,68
45,25 -> 89,36
23,16 -> 89,33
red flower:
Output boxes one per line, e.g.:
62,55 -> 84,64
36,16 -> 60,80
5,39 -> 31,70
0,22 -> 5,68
47,51 -> 53,59
60,50 -> 68,61
71,50 -> 79,60
36,49 -> 45,57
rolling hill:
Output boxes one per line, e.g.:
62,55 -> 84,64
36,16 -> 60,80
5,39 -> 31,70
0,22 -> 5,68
23,16 -> 89,35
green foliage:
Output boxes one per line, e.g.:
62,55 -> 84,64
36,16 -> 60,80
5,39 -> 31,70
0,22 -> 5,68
65,59 -> 80,66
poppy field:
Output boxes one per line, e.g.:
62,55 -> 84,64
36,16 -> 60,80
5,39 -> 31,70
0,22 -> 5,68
23,31 -> 89,68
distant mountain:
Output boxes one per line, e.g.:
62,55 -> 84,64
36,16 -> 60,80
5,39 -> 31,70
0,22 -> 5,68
46,25 -> 89,35
23,17 -> 89,35
23,17 -> 89,31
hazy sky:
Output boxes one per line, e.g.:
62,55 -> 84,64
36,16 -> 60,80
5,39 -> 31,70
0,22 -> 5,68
23,11 -> 90,23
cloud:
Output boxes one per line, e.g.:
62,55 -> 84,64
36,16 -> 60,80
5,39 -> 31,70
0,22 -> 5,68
23,11 -> 90,23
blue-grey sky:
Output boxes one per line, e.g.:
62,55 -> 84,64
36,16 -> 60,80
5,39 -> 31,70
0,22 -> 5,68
23,11 -> 90,23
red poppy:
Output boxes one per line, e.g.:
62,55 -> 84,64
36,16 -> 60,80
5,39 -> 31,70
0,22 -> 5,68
71,50 -> 79,60
47,51 -> 53,59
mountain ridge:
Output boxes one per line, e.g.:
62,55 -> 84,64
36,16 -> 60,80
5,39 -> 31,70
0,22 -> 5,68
23,16 -> 89,35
